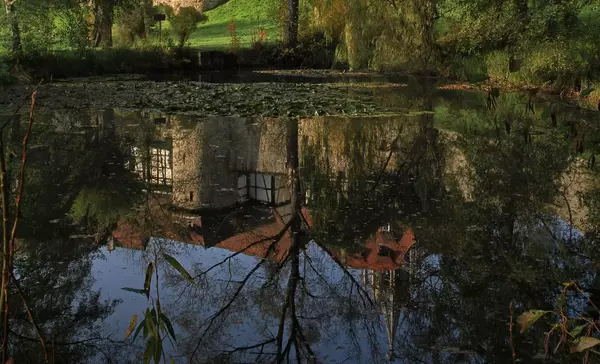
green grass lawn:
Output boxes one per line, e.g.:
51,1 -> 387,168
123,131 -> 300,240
188,0 -> 280,50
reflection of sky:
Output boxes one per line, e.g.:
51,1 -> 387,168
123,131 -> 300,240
90,240 -> 399,363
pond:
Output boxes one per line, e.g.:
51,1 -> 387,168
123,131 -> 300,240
1,72 -> 600,363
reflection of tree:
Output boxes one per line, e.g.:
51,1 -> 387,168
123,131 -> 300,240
390,106 -> 586,363
10,237 -> 123,363
1,110 -> 148,362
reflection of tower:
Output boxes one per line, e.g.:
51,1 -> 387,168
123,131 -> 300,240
170,117 -> 289,210
362,267 -> 411,360
132,141 -> 173,191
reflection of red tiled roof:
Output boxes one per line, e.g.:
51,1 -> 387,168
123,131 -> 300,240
301,207 -> 415,271
215,212 -> 291,263
113,204 -> 414,270
112,205 -> 291,263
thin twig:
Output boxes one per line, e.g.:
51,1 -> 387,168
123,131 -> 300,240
311,239 -> 374,307
0,80 -> 43,133
190,238 -> 281,360
509,301 -> 516,364
10,273 -> 47,362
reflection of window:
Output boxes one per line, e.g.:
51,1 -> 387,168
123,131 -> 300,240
381,224 -> 392,233
132,146 -> 173,187
237,173 -> 286,204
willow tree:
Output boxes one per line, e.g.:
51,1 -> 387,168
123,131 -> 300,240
308,0 -> 437,70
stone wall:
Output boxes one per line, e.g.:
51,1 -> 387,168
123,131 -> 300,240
203,0 -> 228,11
153,0 -> 227,11
153,0 -> 204,11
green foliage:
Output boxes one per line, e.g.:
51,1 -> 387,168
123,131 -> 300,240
165,6 -> 207,49
516,310 -> 551,333
123,252 -> 194,363
69,187 -> 132,229
54,4 -> 92,51
520,282 -> 600,360
113,0 -> 155,47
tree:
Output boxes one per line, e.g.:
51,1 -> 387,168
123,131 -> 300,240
166,5 -> 206,50
92,0 -> 115,48
284,0 -> 298,46
3,0 -> 22,54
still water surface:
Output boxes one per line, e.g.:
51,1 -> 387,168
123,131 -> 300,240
4,75 -> 600,363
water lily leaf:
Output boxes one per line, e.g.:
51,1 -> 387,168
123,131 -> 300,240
517,310 -> 551,333
144,262 -> 153,299
163,254 -> 195,285
580,88 -> 595,99
570,337 -> 600,353
124,314 -> 138,340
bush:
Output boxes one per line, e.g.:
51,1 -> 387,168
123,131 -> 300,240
115,1 -> 154,47
166,6 -> 207,49
55,5 -> 92,52
441,54 -> 488,83
9,47 -> 200,79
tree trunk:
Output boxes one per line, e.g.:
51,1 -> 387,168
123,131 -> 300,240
92,0 -> 114,48
142,0 -> 152,39
411,0 -> 436,67
4,1 -> 22,55
284,0 -> 299,47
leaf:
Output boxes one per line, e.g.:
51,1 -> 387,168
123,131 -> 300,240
579,88 -> 595,99
124,314 -> 138,340
491,87 -> 500,98
121,287 -> 147,295
147,309 -> 158,338
143,337 -> 155,364
144,262 -> 154,299
154,337 -> 163,364
160,312 -> 177,342
163,254 -> 195,285
541,107 -> 552,120
569,324 -> 588,338
132,318 -> 145,342
570,337 -> 600,353
558,295 -> 566,310
517,310 -> 551,333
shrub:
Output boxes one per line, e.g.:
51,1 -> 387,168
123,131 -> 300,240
228,19 -> 241,53
54,5 -> 92,52
167,6 -> 206,50
115,1 -> 154,47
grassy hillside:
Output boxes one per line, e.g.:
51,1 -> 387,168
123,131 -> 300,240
188,0 -> 280,50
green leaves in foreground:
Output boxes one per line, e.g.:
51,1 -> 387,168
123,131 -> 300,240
124,314 -> 138,340
121,287 -> 146,295
121,254 -> 193,362
163,253 -> 195,285
144,262 -> 154,299
570,337 -> 600,353
517,310 -> 551,333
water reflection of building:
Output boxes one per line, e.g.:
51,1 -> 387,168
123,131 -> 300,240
362,268 -> 411,360
126,116 -> 398,210
131,142 -> 173,191
170,117 -> 289,210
